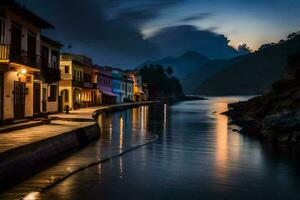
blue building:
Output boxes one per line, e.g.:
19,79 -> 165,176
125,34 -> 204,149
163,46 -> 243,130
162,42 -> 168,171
111,69 -> 125,103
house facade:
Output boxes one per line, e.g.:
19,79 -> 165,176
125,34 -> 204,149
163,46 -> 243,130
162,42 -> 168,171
0,1 -> 56,124
129,71 -> 144,101
112,69 -> 125,103
98,67 -> 115,105
91,66 -> 101,106
40,35 -> 62,114
124,73 -> 134,101
59,54 -> 84,110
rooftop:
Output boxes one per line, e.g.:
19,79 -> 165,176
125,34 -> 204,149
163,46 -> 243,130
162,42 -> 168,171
0,0 -> 54,29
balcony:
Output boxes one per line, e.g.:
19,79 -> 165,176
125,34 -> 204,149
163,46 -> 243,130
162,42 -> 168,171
41,68 -> 61,83
83,82 -> 93,88
0,44 -> 41,69
61,73 -> 72,80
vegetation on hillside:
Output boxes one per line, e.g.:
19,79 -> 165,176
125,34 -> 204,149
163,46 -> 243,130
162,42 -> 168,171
140,65 -> 184,101
195,32 -> 300,95
225,53 -> 300,143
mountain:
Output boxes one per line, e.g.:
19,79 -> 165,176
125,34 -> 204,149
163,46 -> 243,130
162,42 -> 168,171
180,58 -> 240,94
137,51 -> 210,79
195,34 -> 300,95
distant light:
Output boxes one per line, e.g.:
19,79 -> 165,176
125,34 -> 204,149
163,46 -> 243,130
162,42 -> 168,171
22,192 -> 40,200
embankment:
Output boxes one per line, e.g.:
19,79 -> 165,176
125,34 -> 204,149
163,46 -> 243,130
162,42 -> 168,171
0,123 -> 100,190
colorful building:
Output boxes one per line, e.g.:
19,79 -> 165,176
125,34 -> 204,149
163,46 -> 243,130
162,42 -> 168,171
98,67 -> 115,105
128,71 -> 144,101
111,68 -> 125,103
124,73 -> 134,101
91,66 -> 101,106
40,35 -> 62,114
0,1 -> 59,124
59,53 -> 84,110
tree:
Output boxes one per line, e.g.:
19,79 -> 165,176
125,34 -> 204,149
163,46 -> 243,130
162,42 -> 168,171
166,66 -> 173,77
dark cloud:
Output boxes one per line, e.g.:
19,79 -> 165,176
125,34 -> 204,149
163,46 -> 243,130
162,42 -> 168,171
19,0 -> 238,67
148,25 -> 239,59
180,12 -> 212,22
21,0 -> 183,67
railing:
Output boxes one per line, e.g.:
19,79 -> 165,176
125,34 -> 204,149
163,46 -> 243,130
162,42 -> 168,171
61,73 -> 72,80
41,68 -> 61,83
0,44 -> 10,60
83,82 -> 93,88
0,44 -> 41,68
72,80 -> 84,88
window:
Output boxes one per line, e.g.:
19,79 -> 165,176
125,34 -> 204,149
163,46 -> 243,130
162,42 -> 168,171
48,85 -> 57,102
80,71 -> 83,81
41,46 -> 49,69
65,66 -> 69,73
0,18 -> 4,43
51,50 -> 59,69
73,69 -> 76,79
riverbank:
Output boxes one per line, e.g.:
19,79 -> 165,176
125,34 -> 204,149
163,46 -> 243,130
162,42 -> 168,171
224,78 -> 300,143
0,101 -> 155,192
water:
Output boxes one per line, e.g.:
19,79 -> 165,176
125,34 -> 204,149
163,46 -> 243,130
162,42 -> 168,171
3,97 -> 300,200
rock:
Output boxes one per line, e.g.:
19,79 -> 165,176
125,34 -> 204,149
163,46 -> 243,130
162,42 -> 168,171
261,110 -> 300,141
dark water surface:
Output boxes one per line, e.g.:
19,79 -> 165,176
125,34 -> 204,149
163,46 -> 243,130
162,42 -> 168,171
4,97 -> 300,200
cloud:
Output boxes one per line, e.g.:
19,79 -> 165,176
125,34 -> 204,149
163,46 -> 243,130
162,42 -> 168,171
19,0 -> 239,67
21,0 -> 184,67
148,25 -> 239,59
180,12 -> 212,22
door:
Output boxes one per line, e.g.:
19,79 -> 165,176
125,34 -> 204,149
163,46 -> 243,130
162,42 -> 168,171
33,82 -> 41,114
10,23 -> 22,61
0,72 -> 3,124
14,81 -> 25,119
42,88 -> 47,112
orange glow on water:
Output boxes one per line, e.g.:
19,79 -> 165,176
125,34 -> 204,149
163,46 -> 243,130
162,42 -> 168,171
214,101 -> 229,182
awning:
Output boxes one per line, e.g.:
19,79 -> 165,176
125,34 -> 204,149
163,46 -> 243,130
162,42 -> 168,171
101,89 -> 117,97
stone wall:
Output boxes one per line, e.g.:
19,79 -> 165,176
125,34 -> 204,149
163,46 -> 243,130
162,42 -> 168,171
0,123 -> 100,190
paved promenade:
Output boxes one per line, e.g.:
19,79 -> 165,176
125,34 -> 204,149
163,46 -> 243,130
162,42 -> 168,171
0,120 -> 96,154
0,101 -> 153,155
50,101 -> 154,120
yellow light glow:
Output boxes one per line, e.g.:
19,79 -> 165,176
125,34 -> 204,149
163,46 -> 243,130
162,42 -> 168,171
21,69 -> 27,75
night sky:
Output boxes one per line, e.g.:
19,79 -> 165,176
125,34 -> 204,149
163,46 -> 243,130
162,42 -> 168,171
18,0 -> 300,68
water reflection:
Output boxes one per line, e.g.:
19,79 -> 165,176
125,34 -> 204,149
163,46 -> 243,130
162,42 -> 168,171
3,98 -> 300,200
119,115 -> 124,153
214,100 -> 229,183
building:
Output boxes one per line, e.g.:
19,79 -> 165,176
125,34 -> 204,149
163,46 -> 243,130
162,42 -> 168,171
129,71 -> 144,101
40,35 -> 63,114
0,1 -> 57,124
111,68 -> 125,103
142,83 -> 149,101
98,67 -> 115,105
59,53 -> 84,110
91,66 -> 101,106
124,73 -> 134,102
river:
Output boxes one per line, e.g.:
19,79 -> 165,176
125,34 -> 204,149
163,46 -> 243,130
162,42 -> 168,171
3,97 -> 300,200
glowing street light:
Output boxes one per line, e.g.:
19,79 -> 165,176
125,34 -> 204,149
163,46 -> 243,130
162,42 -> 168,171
21,69 -> 27,75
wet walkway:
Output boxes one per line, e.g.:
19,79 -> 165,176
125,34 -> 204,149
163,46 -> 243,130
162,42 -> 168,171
0,102 -> 153,154
50,102 -> 154,120
0,120 -> 95,154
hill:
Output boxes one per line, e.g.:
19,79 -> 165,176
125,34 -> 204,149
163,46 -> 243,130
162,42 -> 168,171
180,58 -> 243,94
195,34 -> 300,95
137,51 -> 210,79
